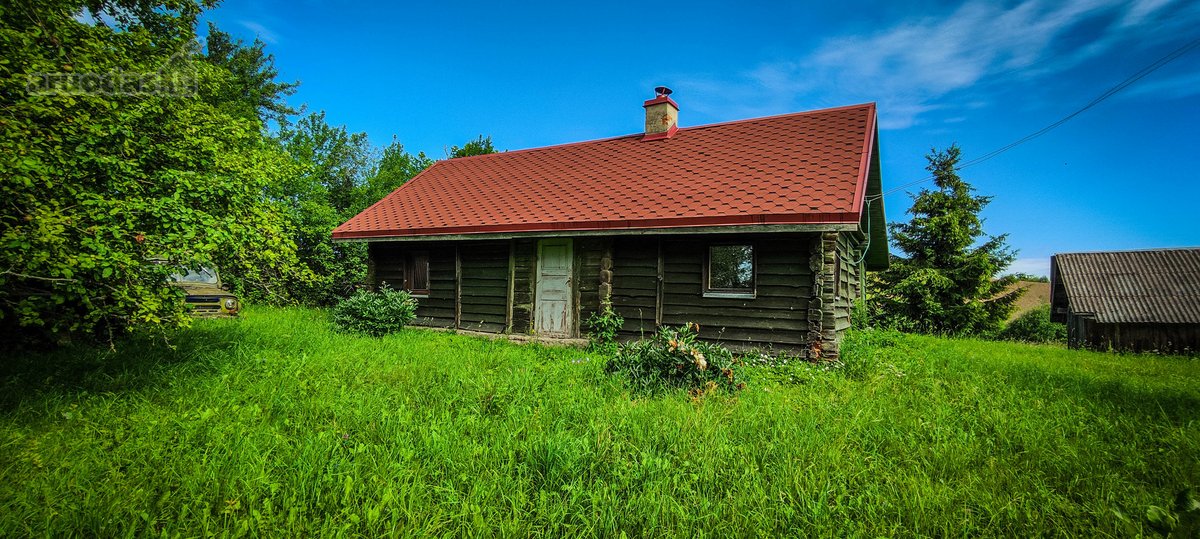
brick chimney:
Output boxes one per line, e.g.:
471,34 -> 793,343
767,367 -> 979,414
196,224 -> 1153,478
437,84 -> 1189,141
642,86 -> 679,141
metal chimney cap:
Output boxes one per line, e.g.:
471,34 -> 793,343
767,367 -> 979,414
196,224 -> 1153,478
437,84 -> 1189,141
654,86 -> 673,98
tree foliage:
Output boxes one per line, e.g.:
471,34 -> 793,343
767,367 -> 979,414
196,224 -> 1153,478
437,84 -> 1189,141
273,112 -> 374,304
0,0 -> 491,345
356,138 -> 433,214
270,115 -> 436,305
1010,273 -> 1049,283
201,22 -> 298,125
447,135 -> 496,159
0,0 -> 308,343
874,145 -> 1021,336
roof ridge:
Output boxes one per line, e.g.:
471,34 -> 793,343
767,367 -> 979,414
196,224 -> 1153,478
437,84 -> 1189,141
436,132 -> 643,162
1056,247 -> 1200,256
674,102 -> 876,134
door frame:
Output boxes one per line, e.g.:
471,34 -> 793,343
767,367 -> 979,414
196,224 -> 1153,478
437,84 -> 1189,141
534,238 -> 574,337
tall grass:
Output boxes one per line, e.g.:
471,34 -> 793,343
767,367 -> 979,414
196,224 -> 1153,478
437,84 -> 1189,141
1,307 -> 1196,537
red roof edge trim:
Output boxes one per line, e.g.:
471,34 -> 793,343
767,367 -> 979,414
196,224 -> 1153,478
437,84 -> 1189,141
678,102 -> 873,134
641,124 -> 678,141
332,211 -> 861,240
850,103 -> 877,216
642,95 -> 680,109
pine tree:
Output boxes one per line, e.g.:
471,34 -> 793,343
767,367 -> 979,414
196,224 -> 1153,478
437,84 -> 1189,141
876,145 -> 1021,335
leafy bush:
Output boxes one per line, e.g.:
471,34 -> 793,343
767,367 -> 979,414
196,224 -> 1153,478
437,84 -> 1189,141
998,305 -> 1066,344
331,286 -> 417,336
605,323 -> 743,393
585,297 -> 624,355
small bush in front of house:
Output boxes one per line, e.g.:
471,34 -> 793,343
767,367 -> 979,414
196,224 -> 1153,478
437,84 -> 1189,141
331,286 -> 418,336
586,297 -> 624,356
998,305 -> 1066,344
606,323 -> 743,393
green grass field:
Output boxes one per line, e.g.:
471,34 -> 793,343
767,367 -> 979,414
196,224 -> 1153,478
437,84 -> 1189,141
1,307 -> 1197,537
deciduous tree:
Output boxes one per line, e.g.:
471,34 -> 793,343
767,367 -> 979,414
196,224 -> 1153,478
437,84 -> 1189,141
201,22 -> 298,126
273,112 -> 373,304
355,138 -> 433,214
447,135 -> 496,159
0,0 -> 308,344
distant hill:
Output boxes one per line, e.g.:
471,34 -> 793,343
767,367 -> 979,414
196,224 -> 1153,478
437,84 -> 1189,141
1008,280 -> 1051,320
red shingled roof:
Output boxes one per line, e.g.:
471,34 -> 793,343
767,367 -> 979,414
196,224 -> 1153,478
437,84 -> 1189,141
333,103 -> 878,240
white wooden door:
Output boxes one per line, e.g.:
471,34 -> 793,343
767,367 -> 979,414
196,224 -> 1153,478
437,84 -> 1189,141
535,239 -> 573,336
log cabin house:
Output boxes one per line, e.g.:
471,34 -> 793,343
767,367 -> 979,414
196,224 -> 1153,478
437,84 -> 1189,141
333,89 -> 888,358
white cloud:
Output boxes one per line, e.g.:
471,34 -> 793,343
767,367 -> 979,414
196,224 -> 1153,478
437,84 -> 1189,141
238,20 -> 280,44
1121,69 -> 1200,101
1007,257 -> 1052,278
680,0 -> 1197,129
1120,0 -> 1178,26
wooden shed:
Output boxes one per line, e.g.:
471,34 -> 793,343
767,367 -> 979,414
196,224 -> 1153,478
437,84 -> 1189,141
333,91 -> 888,359
1050,248 -> 1200,353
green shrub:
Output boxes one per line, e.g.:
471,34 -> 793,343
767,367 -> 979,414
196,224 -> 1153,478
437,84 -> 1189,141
585,296 -> 624,355
605,323 -> 743,393
998,305 -> 1066,344
331,286 -> 418,336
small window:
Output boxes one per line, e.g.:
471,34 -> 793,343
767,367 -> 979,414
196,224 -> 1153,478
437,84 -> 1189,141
706,244 -> 754,297
405,252 -> 430,296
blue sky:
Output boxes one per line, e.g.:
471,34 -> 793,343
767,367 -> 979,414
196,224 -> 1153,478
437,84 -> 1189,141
204,0 -> 1200,276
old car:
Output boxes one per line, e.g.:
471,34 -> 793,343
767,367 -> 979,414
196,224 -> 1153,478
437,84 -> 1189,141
169,266 -> 240,317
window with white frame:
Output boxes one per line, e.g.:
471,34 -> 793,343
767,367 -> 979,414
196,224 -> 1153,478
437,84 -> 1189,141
705,244 -> 755,297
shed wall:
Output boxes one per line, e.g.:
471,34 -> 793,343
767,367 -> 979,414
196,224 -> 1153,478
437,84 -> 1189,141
511,239 -> 536,334
575,238 -> 605,338
833,232 -> 866,334
1068,314 -> 1200,354
458,242 -> 509,333
366,231 -> 862,355
657,234 -> 814,350
368,242 -> 456,328
610,237 -> 660,337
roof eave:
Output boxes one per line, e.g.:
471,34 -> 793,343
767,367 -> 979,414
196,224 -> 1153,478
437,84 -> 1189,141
333,221 -> 860,243
860,115 -> 889,271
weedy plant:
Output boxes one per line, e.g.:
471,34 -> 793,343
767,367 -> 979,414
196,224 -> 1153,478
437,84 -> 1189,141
585,295 -> 624,356
606,323 -> 743,393
1143,488 -> 1200,537
331,285 -> 417,336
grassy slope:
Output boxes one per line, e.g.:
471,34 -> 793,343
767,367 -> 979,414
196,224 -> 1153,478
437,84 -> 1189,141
1009,280 -> 1051,320
0,307 -> 1196,537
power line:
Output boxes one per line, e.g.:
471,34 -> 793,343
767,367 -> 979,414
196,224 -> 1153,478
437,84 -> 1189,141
867,35 -> 1200,201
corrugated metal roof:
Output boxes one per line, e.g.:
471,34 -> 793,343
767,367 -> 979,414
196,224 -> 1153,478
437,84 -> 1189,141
1052,248 -> 1200,324
333,103 -> 878,240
